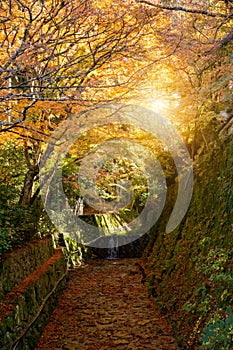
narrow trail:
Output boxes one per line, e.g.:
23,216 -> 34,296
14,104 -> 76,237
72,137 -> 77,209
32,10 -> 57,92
36,259 -> 179,350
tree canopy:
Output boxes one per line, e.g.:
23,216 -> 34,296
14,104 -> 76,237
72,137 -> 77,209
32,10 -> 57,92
0,0 -> 232,249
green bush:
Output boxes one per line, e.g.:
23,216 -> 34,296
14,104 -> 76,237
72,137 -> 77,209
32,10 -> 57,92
199,309 -> 233,349
0,230 -> 12,255
0,203 -> 44,254
0,141 -> 53,254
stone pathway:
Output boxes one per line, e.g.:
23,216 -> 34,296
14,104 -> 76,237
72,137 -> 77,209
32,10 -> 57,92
36,259 -> 179,350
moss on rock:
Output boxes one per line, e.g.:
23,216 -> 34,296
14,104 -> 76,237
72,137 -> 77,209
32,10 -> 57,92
144,136 -> 233,348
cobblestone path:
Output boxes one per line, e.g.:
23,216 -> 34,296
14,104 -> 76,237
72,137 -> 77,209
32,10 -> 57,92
36,259 -> 179,350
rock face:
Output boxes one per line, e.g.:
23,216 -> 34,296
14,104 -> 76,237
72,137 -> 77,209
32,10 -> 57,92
0,236 -> 67,350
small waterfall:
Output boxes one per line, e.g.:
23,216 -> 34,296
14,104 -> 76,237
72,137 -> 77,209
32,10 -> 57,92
106,236 -> 119,259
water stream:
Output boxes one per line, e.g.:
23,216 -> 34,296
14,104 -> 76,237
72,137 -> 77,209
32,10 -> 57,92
106,235 -> 119,259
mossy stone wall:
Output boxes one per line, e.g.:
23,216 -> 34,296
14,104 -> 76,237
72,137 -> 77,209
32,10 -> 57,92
144,136 -> 233,348
0,236 -> 54,302
0,236 -> 68,350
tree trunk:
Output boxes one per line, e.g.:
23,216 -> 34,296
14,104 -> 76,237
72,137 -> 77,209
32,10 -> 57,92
19,165 -> 39,206
19,141 -> 41,206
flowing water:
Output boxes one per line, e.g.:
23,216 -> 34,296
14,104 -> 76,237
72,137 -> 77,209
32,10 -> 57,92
106,235 -> 119,259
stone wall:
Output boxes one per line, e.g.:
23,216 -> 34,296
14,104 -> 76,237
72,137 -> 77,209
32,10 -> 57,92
0,236 -> 68,350
143,136 -> 233,348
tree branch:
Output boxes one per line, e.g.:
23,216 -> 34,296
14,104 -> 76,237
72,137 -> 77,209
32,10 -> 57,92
137,0 -> 231,18
0,100 -> 36,127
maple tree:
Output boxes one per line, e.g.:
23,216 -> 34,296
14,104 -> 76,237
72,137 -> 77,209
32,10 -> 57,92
0,0 -> 173,137
0,0 -> 232,248
0,0 -> 182,208
1,0 -> 230,139
136,0 -> 233,157
0,4 -> 232,350
0,0 -> 145,207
